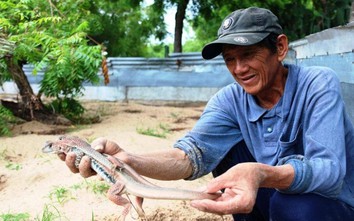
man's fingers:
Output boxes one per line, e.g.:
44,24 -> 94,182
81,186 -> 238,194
65,152 -> 79,173
190,199 -> 232,215
78,155 -> 97,178
206,175 -> 230,193
65,153 -> 96,178
91,138 -> 106,152
58,153 -> 66,161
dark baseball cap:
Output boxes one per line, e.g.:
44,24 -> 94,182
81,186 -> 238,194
202,7 -> 283,59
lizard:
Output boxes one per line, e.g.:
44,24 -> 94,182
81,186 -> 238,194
42,135 -> 221,220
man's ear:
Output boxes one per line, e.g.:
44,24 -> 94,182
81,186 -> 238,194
276,34 -> 288,61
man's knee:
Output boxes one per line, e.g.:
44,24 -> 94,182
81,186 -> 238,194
270,192 -> 311,221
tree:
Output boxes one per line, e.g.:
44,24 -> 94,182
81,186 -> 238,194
87,0 -> 167,57
0,0 -> 104,124
173,0 -> 190,53
158,0 -> 191,53
311,0 -> 352,31
178,0 -> 352,52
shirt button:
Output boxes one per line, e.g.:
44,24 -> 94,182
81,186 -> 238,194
267,127 -> 273,133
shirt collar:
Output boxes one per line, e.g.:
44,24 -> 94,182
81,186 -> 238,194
247,64 -> 298,122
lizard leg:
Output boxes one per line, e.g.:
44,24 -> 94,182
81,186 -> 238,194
107,182 -> 131,220
107,182 -> 145,220
105,154 -> 125,171
134,196 -> 145,216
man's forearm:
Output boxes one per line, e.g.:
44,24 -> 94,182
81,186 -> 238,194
124,148 -> 193,180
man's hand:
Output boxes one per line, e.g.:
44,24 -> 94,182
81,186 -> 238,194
191,162 -> 294,215
190,163 -> 263,215
58,137 -> 126,178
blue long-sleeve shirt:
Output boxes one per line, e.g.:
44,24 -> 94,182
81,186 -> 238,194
174,64 -> 354,209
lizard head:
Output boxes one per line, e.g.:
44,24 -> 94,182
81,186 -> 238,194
42,135 -> 83,154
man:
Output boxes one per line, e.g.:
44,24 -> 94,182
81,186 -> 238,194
62,7 -> 354,220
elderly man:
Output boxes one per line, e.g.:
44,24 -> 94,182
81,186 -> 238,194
61,7 -> 354,220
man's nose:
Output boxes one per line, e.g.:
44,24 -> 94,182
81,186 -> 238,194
233,59 -> 249,74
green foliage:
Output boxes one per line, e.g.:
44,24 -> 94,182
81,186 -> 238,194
0,29 -> 13,85
88,0 -> 167,57
0,105 -> 16,136
84,180 -> 110,195
136,123 -> 171,138
145,43 -> 172,58
190,0 -> 352,44
0,204 -> 67,221
0,212 -> 30,221
47,98 -> 85,123
34,204 -> 67,221
0,0 -> 104,120
183,39 -> 205,53
5,162 -> 22,170
48,186 -> 75,205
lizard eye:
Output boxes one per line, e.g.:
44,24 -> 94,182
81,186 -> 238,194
45,142 -> 52,148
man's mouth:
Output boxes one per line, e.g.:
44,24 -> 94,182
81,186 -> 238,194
240,75 -> 256,84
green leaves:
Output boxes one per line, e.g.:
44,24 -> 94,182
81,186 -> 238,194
0,105 -> 18,136
191,0 -> 352,44
0,0 -> 103,121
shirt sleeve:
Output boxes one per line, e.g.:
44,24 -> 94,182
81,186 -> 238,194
277,67 -> 346,197
174,85 -> 243,180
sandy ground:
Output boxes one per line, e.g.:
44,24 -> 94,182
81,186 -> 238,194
0,101 -> 232,221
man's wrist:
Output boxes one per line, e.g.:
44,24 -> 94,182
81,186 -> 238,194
258,163 -> 294,190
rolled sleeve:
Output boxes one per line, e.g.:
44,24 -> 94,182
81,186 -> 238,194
277,154 -> 343,197
277,155 -> 313,194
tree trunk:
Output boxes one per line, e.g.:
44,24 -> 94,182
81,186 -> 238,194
2,55 -> 70,125
350,0 -> 354,22
173,0 -> 190,53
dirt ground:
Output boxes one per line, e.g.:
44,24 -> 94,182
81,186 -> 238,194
0,101 -> 233,221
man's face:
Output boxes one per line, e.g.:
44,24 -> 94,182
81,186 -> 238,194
222,44 -> 282,97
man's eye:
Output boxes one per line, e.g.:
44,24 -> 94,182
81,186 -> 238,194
224,57 -> 235,63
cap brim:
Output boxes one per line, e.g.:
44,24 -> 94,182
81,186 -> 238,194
202,32 -> 270,59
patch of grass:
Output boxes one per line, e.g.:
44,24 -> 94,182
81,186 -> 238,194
34,204 -> 68,221
136,123 -> 171,138
70,180 -> 109,195
0,204 -> 69,221
48,186 -> 75,205
5,162 -> 22,171
170,112 -> 184,123
0,212 -> 30,221
70,183 -> 82,190
84,180 -> 110,195
1,148 -> 22,171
